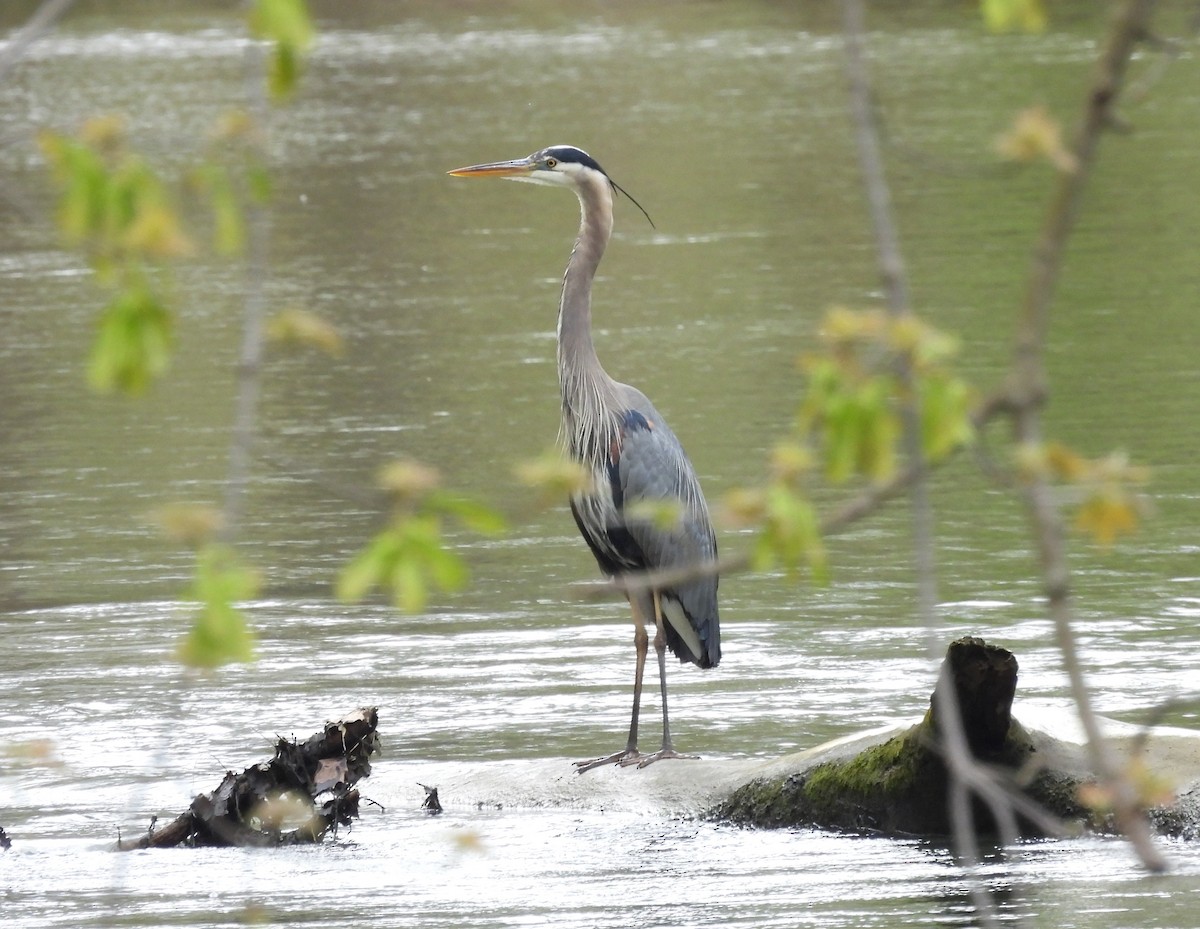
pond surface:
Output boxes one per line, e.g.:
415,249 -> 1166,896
2,2 -> 1200,927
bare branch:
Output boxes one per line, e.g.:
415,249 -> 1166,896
840,3 -> 1023,921
1124,3 -> 1200,103
219,6 -> 273,543
1007,0 -> 1166,872
577,459 -> 924,600
0,0 -> 77,85
839,0 -> 937,614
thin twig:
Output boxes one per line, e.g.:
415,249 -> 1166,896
1124,2 -> 1200,104
220,13 -> 271,542
840,2 -> 1018,923
577,459 -> 924,600
0,0 -> 77,85
0,0 -> 74,222
1008,0 -> 1166,873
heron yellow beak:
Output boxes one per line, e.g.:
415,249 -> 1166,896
447,158 -> 535,179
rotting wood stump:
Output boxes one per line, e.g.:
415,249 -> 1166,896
714,637 -> 1096,836
117,707 -> 379,850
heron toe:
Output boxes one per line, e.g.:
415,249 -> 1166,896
574,748 -> 644,773
634,747 -> 700,768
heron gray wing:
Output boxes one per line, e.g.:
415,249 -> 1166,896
614,408 -> 720,668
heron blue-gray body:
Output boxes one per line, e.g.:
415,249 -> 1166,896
449,145 -> 720,772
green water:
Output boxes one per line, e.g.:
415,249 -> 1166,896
1,3 -> 1199,927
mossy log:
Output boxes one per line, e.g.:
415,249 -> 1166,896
117,707 -> 379,850
714,637 -> 1100,836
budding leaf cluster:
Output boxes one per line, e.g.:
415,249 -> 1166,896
1019,442 -> 1150,548
799,307 -> 975,485
40,118 -> 186,395
337,461 -> 507,614
177,544 -> 260,668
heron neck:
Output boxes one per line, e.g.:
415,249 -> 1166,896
557,180 -> 619,457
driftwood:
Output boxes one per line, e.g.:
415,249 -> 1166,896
419,782 -> 443,814
117,707 -> 379,850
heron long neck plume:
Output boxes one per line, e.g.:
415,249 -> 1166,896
558,173 -> 621,465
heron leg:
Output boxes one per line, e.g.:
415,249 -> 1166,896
574,594 -> 650,773
631,590 -> 699,768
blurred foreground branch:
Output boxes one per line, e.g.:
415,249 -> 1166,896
219,9 -> 273,544
580,459 -> 921,599
840,2 -> 1019,922
999,0 -> 1167,872
0,0 -> 76,85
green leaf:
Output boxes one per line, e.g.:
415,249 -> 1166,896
981,0 -> 1047,33
920,374 -> 974,462
853,379 -> 895,482
750,532 -> 778,573
390,556 -> 427,614
177,544 -> 259,668
624,498 -> 685,532
42,122 -> 187,392
336,530 -> 402,602
757,482 -> 826,581
248,0 -> 314,100
247,164 -> 273,204
402,513 -> 441,551
425,545 -> 470,592
824,393 -> 859,483
796,357 -> 838,434
87,287 -> 173,395
267,43 -> 301,100
249,0 -> 315,49
340,473 -> 502,612
195,163 -> 247,256
266,307 -> 344,357
1075,491 -> 1138,548
62,150 -> 107,243
514,449 -> 594,500
178,601 -> 256,668
429,493 -> 508,535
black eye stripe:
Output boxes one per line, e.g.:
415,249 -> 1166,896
539,145 -> 606,176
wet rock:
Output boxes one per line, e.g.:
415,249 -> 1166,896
1149,783 -> 1200,841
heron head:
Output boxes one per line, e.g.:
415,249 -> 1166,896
447,145 -> 607,189
448,145 -> 654,226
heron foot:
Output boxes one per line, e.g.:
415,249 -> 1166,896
631,747 -> 700,769
574,749 -> 643,774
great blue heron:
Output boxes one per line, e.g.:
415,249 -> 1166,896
448,145 -> 720,772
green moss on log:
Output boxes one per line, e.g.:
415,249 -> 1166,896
714,710 -> 1051,835
716,720 -> 955,833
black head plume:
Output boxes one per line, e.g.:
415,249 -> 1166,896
539,145 -> 655,229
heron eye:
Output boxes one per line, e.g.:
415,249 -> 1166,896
545,158 -> 558,168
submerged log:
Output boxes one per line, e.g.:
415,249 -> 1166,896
117,707 -> 379,850
713,637 -> 1098,836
